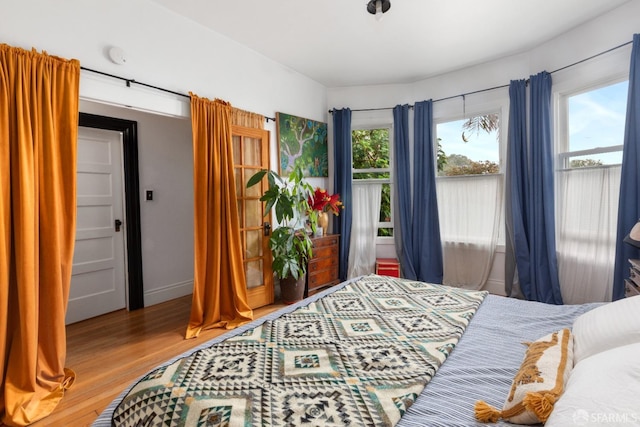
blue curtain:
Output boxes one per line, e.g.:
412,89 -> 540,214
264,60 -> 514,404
507,73 -> 563,304
412,100 -> 443,283
392,104 -> 417,279
332,108 -> 353,281
612,33 -> 640,300
529,71 -> 563,304
505,79 -> 529,299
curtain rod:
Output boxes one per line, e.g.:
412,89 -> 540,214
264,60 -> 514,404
328,38 -> 634,114
80,66 -> 276,122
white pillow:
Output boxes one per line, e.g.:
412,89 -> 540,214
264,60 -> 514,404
546,342 -> 640,427
572,295 -> 640,364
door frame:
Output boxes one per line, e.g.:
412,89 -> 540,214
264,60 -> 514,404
78,112 -> 144,310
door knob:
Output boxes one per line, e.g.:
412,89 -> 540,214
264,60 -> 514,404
115,219 -> 123,232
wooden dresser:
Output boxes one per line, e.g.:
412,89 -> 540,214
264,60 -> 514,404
306,234 -> 340,296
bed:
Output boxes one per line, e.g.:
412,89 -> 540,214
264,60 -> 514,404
93,274 -> 640,427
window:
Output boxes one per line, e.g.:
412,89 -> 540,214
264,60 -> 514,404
559,80 -> 628,168
435,113 -> 504,287
352,127 -> 393,237
555,79 -> 628,303
434,113 -> 503,247
436,114 -> 500,176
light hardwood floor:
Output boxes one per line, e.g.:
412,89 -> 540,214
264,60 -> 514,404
32,296 -> 286,427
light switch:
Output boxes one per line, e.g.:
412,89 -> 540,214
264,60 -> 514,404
146,190 -> 153,201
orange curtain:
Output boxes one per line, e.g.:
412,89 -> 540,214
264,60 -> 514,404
231,107 -> 264,129
187,94 -> 253,339
0,45 -> 79,426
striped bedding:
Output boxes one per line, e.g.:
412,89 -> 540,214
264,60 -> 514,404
397,292 -> 599,426
93,276 -> 598,427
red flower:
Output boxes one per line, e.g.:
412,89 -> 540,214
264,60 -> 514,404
308,188 -> 343,215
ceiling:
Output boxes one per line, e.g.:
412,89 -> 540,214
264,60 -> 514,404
151,0 -> 629,88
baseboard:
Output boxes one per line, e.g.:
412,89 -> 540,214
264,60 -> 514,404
143,279 -> 193,307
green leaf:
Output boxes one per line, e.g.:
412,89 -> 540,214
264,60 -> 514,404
267,171 -> 279,187
288,261 -> 300,279
264,198 -> 276,217
246,169 -> 266,188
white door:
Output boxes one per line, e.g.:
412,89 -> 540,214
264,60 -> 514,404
66,127 -> 127,324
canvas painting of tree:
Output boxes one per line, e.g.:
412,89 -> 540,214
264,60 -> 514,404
276,112 -> 328,177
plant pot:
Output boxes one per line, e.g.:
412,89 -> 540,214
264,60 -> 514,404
280,273 -> 306,304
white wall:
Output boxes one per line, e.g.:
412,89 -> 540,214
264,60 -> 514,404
0,0 -> 327,121
328,1 -> 640,296
1,0 -> 329,308
0,0 -> 328,185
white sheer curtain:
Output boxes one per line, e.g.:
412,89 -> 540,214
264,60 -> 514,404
557,166 -> 621,304
436,174 -> 502,290
348,182 -> 382,278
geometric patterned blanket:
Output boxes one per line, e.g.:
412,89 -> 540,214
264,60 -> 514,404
112,275 -> 487,426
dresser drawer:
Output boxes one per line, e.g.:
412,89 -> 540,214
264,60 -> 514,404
625,279 -> 640,297
308,266 -> 339,290
312,235 -> 339,248
629,266 -> 640,287
312,245 -> 338,260
309,254 -> 338,272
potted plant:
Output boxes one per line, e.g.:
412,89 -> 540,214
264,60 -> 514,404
247,164 -> 318,304
308,187 -> 343,235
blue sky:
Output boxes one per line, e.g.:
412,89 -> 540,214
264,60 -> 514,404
568,80 -> 628,164
435,79 -> 628,166
436,118 -> 500,163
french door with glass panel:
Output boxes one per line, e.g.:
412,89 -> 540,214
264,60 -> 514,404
233,125 -> 274,308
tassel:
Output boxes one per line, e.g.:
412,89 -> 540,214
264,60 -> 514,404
523,392 -> 557,422
474,400 -> 502,423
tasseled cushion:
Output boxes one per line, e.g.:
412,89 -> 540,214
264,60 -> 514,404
474,328 -> 573,424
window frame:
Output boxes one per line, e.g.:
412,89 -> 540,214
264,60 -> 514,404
552,71 -> 629,301
351,122 -> 394,242
556,77 -> 628,171
433,106 -> 506,248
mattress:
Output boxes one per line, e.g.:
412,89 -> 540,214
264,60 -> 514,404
93,276 -> 599,427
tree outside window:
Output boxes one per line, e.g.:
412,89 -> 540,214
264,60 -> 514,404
352,128 -> 393,237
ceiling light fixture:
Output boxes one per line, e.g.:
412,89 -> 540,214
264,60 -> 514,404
367,0 -> 391,21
